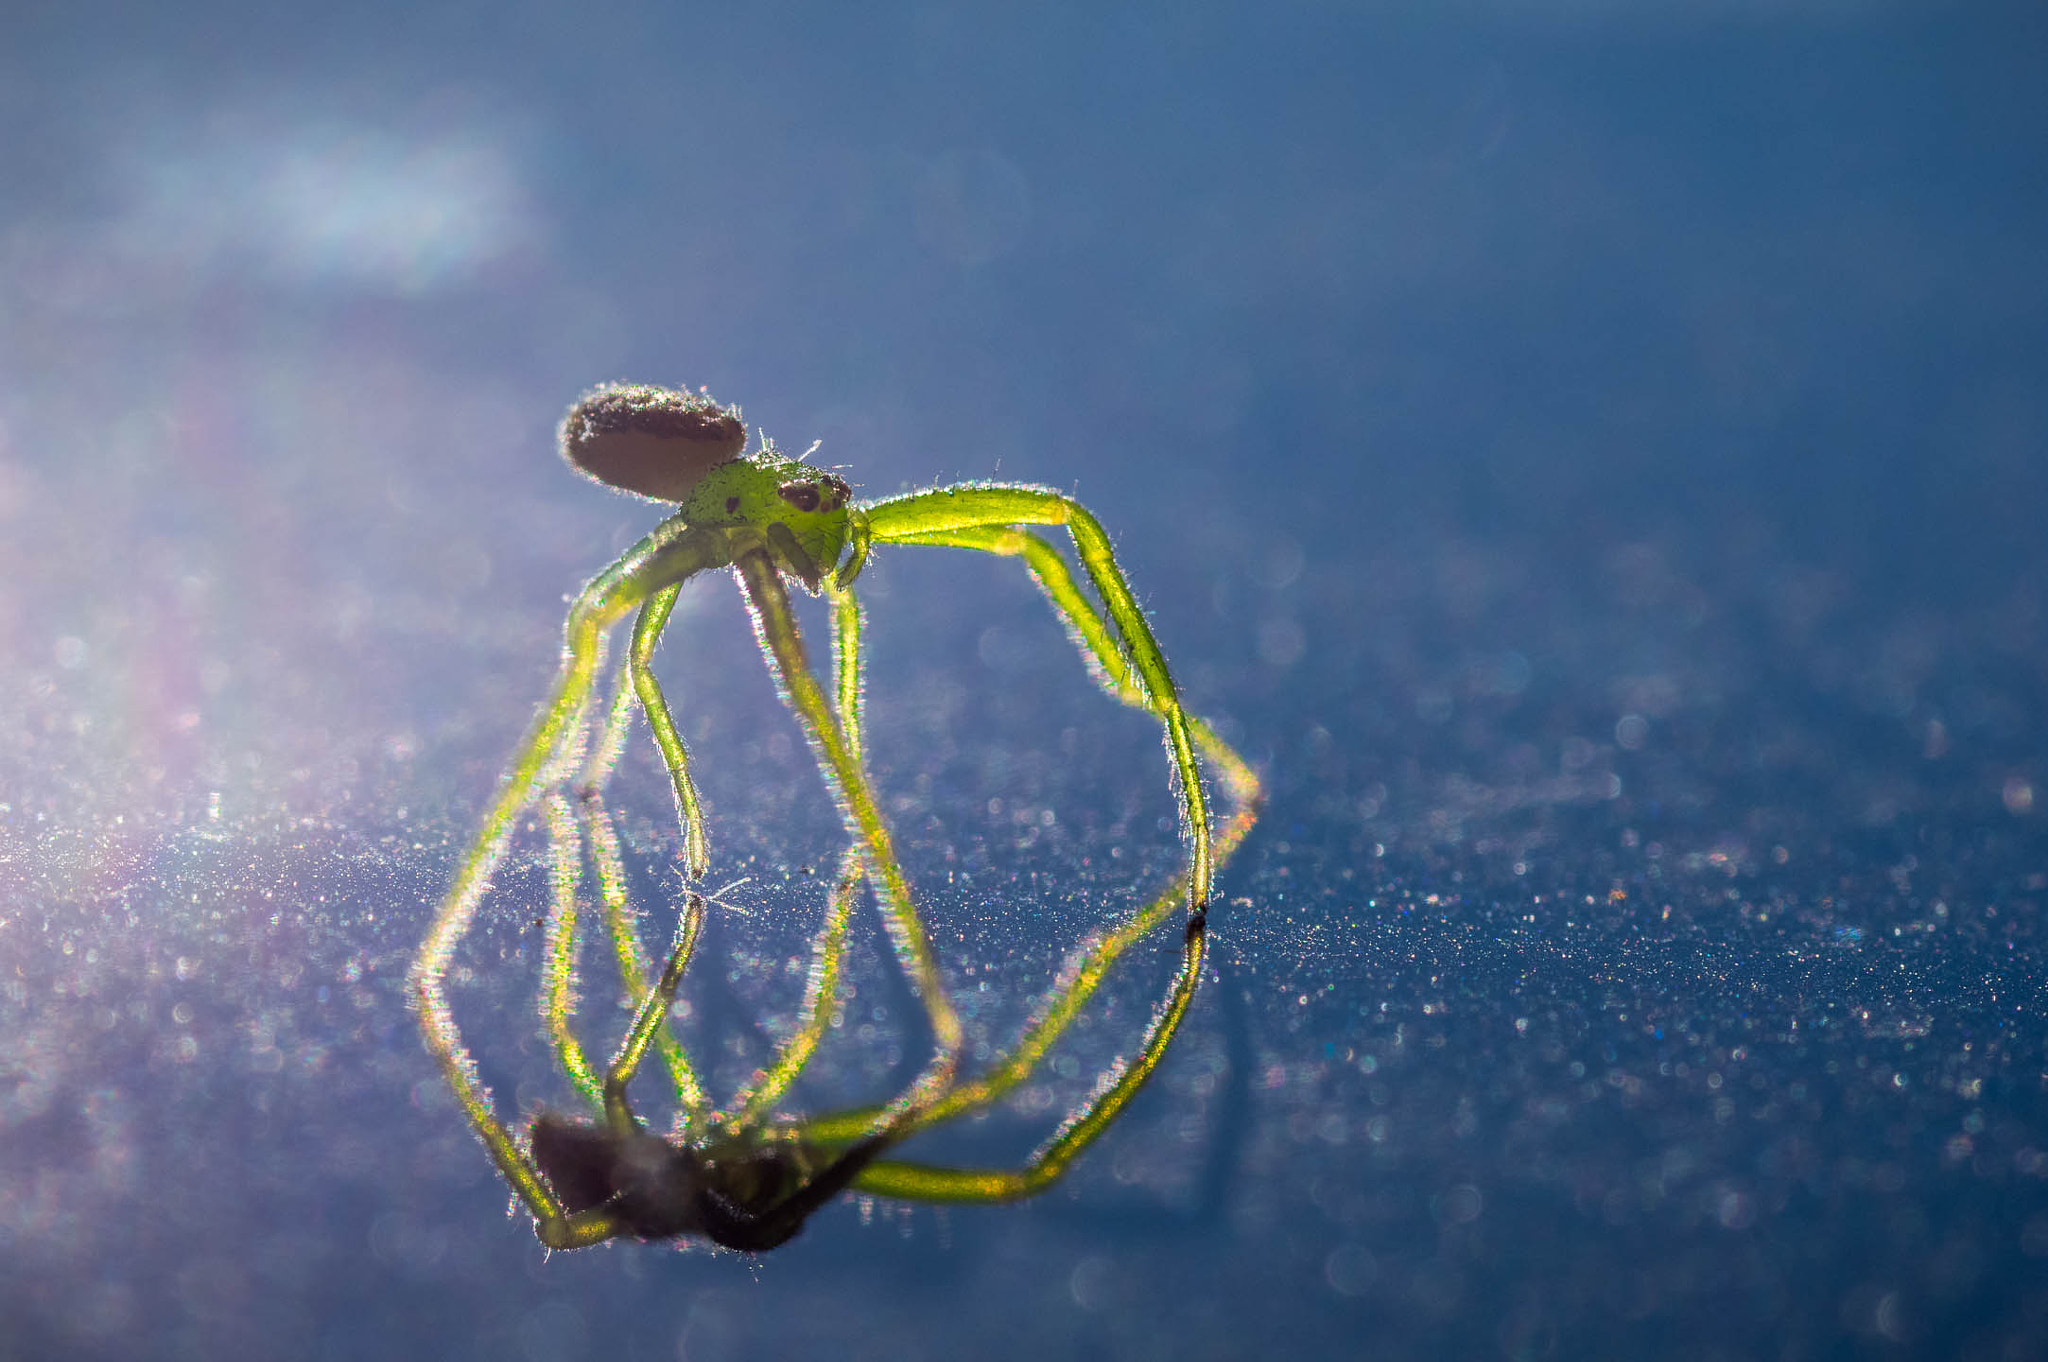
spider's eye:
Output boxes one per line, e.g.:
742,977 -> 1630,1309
776,481 -> 822,514
818,475 -> 851,512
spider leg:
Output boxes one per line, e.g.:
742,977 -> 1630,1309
734,549 -> 964,1129
861,486 -> 1216,914
627,583 -> 711,879
535,559 -> 876,1142
577,780 -> 714,1123
847,911 -> 1208,1202
540,792 -> 603,1104
530,899 -> 706,1253
872,521 -> 1260,823
541,609 -> 717,1118
720,584 -> 868,1126
569,588 -> 716,1121
604,893 -> 706,1133
857,521 -> 1259,1133
407,517 -> 720,1239
803,521 -> 1261,1193
721,846 -> 860,1128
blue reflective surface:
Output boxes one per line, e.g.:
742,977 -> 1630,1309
4,4 -> 2046,1359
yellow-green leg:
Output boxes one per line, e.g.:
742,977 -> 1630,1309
567,572 -> 870,1135
719,848 -> 860,1128
850,913 -> 1209,1201
734,549 -> 964,1128
572,588 -> 717,1119
629,584 -> 710,879
814,522 -> 1262,1195
578,781 -> 712,1121
844,731 -> 1259,1198
718,583 -> 870,1126
881,522 -> 1258,807
526,896 -> 708,1253
407,516 -> 716,1231
839,753 -> 1258,1199
541,792 -> 604,1105
605,894 -> 706,1134
861,486 -> 1215,913
538,626 -> 712,1120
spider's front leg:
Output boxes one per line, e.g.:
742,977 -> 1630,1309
572,560 -> 871,1138
860,485 -> 1217,913
733,548 -> 964,1128
719,584 -> 871,1128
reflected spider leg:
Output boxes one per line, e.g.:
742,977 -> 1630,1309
561,569 -> 891,1137
559,565 -> 866,1133
408,383 -> 1261,1251
528,892 -> 889,1252
717,844 -> 862,1131
411,510 -> 723,1227
800,523 -> 1262,1197
567,779 -> 713,1124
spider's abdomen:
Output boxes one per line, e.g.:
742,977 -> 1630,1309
560,383 -> 747,503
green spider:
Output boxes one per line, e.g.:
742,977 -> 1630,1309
407,383 -> 1260,1252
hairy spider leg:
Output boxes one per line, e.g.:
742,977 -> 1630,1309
826,521 -> 1257,1127
541,668 -> 705,1110
548,544 -> 954,1138
723,550 -> 1253,1155
540,774 -> 717,1121
545,645 -> 705,1110
530,893 -> 711,1250
559,570 -> 880,1131
541,792 -> 604,1104
731,483 -> 1229,1039
627,583 -> 710,880
847,725 -> 1258,1200
538,585 -> 733,1129
588,579 -> 869,1132
863,486 -> 1214,913
794,521 -> 1261,1198
573,780 -> 713,1121
605,896 -> 706,1132
733,548 -> 965,1129
409,515 -> 721,1230
710,847 -> 861,1129
716,585 -> 868,1128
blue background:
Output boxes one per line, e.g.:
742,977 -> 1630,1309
2,3 -> 2045,1358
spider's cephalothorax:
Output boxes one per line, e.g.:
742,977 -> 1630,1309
408,383 -> 1262,1252
562,382 -> 858,592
